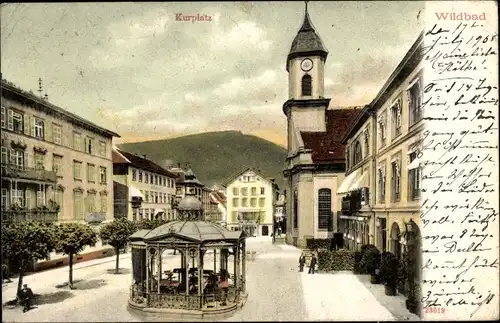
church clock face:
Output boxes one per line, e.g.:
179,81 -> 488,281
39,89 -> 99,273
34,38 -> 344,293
300,58 -> 313,72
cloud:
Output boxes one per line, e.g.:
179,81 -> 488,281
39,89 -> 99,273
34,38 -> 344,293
210,21 -> 272,52
90,9 -> 170,69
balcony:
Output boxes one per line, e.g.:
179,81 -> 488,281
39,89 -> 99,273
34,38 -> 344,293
1,209 -> 58,223
341,188 -> 369,215
1,164 -> 57,183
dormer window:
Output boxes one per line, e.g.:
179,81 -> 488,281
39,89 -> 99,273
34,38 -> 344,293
301,74 -> 312,96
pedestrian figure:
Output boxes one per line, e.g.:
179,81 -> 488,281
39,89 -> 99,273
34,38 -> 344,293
298,252 -> 306,272
277,227 -> 282,237
308,253 -> 317,274
19,284 -> 34,313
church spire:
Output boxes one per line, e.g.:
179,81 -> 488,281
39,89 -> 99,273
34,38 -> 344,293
300,1 -> 314,32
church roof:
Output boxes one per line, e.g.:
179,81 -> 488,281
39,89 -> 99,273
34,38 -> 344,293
300,108 -> 363,164
288,5 -> 328,63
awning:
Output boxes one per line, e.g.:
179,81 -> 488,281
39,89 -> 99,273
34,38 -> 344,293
130,186 -> 144,199
407,157 -> 421,170
349,171 -> 368,192
338,169 -> 361,195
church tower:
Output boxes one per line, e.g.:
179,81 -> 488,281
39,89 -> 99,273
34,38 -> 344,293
284,1 -> 331,155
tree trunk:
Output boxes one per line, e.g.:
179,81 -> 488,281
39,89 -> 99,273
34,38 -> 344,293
115,247 -> 120,274
69,253 -> 74,289
16,261 -> 25,300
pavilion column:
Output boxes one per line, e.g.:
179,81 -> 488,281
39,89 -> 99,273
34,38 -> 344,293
241,242 -> 246,292
198,248 -> 203,309
234,245 -> 239,291
219,249 -> 225,271
157,248 -> 162,294
185,248 -> 189,296
213,249 -> 217,272
146,248 -> 150,295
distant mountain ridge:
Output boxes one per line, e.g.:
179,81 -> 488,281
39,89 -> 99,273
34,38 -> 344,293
117,131 -> 287,189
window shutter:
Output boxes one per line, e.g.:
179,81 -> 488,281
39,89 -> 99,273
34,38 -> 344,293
22,114 -> 30,134
44,122 -> 52,142
10,149 -> 15,165
30,116 -> 36,137
8,109 -> 14,130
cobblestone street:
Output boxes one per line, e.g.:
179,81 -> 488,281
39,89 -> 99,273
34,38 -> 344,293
2,237 -> 414,322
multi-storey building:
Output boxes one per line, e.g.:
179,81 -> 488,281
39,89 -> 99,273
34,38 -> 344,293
112,148 -> 177,221
338,31 -> 423,257
1,80 -> 118,224
224,168 -> 279,237
208,188 -> 227,225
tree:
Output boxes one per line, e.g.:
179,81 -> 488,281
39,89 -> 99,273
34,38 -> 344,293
1,222 -> 56,298
99,218 -> 137,274
54,223 -> 97,289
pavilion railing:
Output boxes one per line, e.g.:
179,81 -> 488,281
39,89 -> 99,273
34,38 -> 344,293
130,284 -> 241,310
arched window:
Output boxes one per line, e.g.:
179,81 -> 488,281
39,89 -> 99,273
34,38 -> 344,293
293,190 -> 298,229
354,141 -> 362,164
301,74 -> 312,96
318,188 -> 331,230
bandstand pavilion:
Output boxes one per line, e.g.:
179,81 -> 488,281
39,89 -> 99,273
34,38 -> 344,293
128,194 -> 248,319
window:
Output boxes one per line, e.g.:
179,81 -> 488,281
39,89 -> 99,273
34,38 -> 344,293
364,129 -> 370,157
73,161 -> 82,180
138,171 -> 143,182
98,141 -> 106,157
391,100 -> 402,138
12,189 -> 24,207
155,175 -> 158,186
34,153 -> 45,170
378,114 -> 386,148
34,119 -> 44,139
99,167 -> 107,184
100,193 -> 107,213
409,152 -> 421,200
1,106 -> 5,128
258,197 -> 265,207
55,190 -> 64,219
25,190 -> 34,209
232,198 -> 239,207
391,158 -> 401,202
53,155 -> 63,176
53,124 -> 62,145
132,169 -> 136,181
251,187 -> 257,196
155,192 -> 159,203
1,189 -> 7,210
250,198 -> 257,207
378,167 -> 386,203
87,164 -> 96,182
233,187 -> 239,196
408,77 -> 423,125
73,192 -> 84,220
293,191 -> 298,229
36,190 -> 43,206
1,147 -> 7,164
145,191 -> 150,203
10,149 -> 24,168
12,111 -> 23,132
241,187 -> 248,196
260,187 -> 266,195
301,74 -> 312,96
85,137 -> 94,154
145,173 -> 149,184
73,132 -> 82,151
318,188 -> 331,230
86,192 -> 96,213
242,198 -> 248,207
353,141 -> 362,164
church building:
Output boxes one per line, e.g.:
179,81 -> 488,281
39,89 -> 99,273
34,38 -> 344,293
283,3 -> 361,248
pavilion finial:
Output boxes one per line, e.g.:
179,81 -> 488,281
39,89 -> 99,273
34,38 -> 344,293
305,0 -> 309,14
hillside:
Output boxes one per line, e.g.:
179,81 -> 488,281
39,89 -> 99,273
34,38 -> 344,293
118,131 -> 287,189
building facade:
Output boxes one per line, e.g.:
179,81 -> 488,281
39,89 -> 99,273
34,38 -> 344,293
170,167 -> 206,218
208,187 -> 227,225
112,148 -> 177,222
224,168 -> 279,237
1,80 -> 118,224
282,6 -> 361,248
338,32 -> 424,256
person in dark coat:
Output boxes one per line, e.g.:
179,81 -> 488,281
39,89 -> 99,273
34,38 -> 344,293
308,254 -> 317,274
298,253 -> 306,272
19,284 -> 34,313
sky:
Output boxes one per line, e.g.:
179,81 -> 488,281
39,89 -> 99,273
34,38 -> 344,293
1,1 -> 424,147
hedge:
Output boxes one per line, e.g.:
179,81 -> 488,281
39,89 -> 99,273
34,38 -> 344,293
317,249 -> 356,271
306,238 -> 331,250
